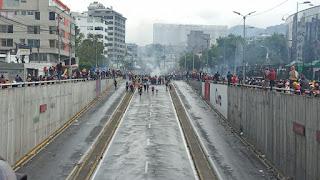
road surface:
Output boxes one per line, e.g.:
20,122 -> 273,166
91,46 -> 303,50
92,85 -> 197,180
175,81 -> 276,180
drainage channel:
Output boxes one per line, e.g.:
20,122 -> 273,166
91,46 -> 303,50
169,85 -> 219,180
67,92 -> 134,180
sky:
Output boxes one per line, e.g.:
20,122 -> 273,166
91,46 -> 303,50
62,0 -> 317,45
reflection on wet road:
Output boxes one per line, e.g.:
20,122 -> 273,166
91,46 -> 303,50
93,85 -> 197,180
175,81 -> 276,180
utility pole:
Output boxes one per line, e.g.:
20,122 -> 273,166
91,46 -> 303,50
184,54 -> 187,71
192,52 -> 195,71
57,13 -> 61,63
69,21 -> 72,78
233,10 -> 256,80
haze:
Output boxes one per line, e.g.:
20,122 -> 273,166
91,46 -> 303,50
63,0 -> 308,45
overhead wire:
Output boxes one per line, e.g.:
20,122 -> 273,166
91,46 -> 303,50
251,0 -> 291,17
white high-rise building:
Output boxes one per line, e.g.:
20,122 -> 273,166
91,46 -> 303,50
74,2 -> 126,67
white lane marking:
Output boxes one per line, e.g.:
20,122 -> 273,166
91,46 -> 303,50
147,138 -> 150,146
91,92 -> 136,179
144,161 -> 149,174
175,82 -> 224,180
148,123 -> 151,129
168,88 -> 199,180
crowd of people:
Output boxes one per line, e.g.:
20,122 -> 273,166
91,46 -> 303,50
124,74 -> 172,96
186,66 -> 320,97
0,63 -> 124,85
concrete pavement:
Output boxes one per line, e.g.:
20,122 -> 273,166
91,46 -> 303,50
92,85 -> 197,180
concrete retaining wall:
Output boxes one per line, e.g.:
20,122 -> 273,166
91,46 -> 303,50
228,86 -> 320,180
0,78 -> 116,165
189,80 -> 320,180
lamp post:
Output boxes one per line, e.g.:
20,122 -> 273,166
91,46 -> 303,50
295,1 -> 313,66
233,10 -> 256,80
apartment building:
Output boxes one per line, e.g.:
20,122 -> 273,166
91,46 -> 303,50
74,2 -> 126,67
0,0 -> 75,64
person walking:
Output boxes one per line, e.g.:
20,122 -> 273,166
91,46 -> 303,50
114,79 -> 118,89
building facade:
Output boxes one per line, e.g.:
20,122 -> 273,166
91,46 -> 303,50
153,23 -> 227,46
286,5 -> 320,63
187,30 -> 210,52
0,0 -> 75,64
74,2 -> 126,67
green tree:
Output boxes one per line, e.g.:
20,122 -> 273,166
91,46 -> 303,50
76,34 -> 105,70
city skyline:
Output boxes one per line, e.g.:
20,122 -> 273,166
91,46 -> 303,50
62,0 -> 314,45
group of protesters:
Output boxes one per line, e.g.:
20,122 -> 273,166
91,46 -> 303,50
0,62 -> 124,85
185,67 -> 320,97
125,73 -> 172,96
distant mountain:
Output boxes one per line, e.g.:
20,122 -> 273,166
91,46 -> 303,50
228,24 -> 287,37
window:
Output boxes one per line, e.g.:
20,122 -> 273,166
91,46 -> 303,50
20,39 -> 25,44
95,26 -> 103,31
0,25 -> 13,33
106,16 -> 113,20
21,0 -> 27,2
108,32 -> 113,36
27,11 -> 34,15
87,26 -> 93,30
35,12 -> 40,20
21,11 -> 26,15
108,27 -> 113,30
27,26 -> 40,34
49,40 -> 56,48
49,12 -> 56,20
27,39 -> 40,48
96,34 -> 103,39
49,26 -> 56,34
0,39 -> 13,47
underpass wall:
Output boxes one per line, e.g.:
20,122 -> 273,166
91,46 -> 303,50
0,78 -> 116,166
188,80 -> 320,180
228,86 -> 320,180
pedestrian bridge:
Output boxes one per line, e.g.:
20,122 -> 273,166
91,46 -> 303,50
0,79 -> 319,180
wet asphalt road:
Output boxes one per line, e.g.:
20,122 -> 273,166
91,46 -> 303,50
17,84 -> 125,180
175,81 -> 276,180
92,85 -> 197,180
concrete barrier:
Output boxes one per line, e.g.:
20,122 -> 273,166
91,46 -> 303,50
228,86 -> 320,180
189,80 -> 320,180
0,78 -> 117,166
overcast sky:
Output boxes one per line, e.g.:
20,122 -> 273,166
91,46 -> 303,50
62,0 -> 317,45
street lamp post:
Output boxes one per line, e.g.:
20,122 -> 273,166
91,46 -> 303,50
295,1 -> 312,64
233,10 -> 256,80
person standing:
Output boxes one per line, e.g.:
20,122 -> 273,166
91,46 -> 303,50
227,72 -> 232,86
56,62 -> 63,80
269,69 -> 277,91
289,66 -> 299,88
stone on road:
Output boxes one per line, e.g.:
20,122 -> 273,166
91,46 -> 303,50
93,85 -> 197,180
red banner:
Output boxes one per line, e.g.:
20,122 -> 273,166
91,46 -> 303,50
293,122 -> 305,136
40,104 -> 47,113
204,81 -> 210,101
0,0 -> 3,9
316,131 -> 320,143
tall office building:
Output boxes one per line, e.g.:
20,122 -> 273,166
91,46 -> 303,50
187,31 -> 210,52
153,23 -> 227,46
0,0 -> 75,64
74,2 -> 126,66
